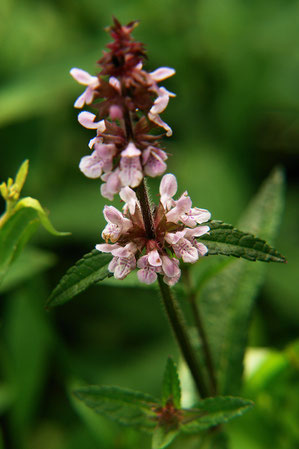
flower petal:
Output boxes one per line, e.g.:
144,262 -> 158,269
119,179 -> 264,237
78,111 -> 105,129
160,174 -> 177,209
120,186 -> 139,215
148,250 -> 162,267
149,67 -> 176,82
70,68 -> 97,85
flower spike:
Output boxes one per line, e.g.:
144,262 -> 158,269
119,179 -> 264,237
70,19 -> 175,199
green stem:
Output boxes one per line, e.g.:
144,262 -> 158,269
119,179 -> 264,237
183,268 -> 218,395
158,275 -> 210,398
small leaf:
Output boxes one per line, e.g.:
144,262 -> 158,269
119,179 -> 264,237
74,385 -> 158,432
47,250 -> 112,308
162,358 -> 181,409
15,160 -> 29,193
200,220 -> 286,263
181,396 -> 253,433
152,427 -> 179,449
15,197 -> 70,236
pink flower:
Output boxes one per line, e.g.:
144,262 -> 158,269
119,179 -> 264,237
120,187 -> 138,214
78,111 -> 106,130
142,146 -> 167,177
100,169 -> 122,201
70,68 -> 100,108
71,22 -> 176,198
119,143 -> 143,188
102,205 -> 132,242
79,144 -> 117,179
96,174 -> 211,285
137,255 -> 162,284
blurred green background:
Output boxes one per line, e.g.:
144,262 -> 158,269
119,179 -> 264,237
0,0 -> 298,448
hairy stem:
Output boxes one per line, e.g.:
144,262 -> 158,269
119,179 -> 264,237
158,275 -> 210,398
183,268 -> 218,395
136,179 -> 155,239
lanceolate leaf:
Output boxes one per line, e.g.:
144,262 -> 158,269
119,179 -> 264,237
47,250 -> 112,308
200,220 -> 286,263
162,358 -> 181,409
198,167 -> 285,395
181,396 -> 253,433
73,385 -> 158,432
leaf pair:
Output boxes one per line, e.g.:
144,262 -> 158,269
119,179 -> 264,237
73,358 -> 253,449
47,167 -> 286,309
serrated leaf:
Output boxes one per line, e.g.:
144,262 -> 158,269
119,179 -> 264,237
198,167 -> 285,395
73,385 -> 158,432
47,250 -> 112,308
181,396 -> 253,433
152,426 -> 179,449
200,220 -> 286,263
162,358 -> 181,409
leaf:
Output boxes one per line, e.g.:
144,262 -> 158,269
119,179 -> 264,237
4,279 -> 52,442
14,159 -> 29,193
0,207 -> 40,284
73,385 -> 158,432
15,197 -> 70,236
162,358 -> 181,409
198,167 -> 285,395
200,220 -> 286,263
0,199 -> 68,285
46,250 -> 112,308
152,426 -> 179,449
181,396 -> 253,433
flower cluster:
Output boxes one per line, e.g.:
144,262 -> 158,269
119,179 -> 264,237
70,18 -> 175,200
96,174 -> 211,286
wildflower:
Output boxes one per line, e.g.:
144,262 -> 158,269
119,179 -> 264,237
70,69 -> 100,108
70,18 -> 175,199
96,174 -> 211,286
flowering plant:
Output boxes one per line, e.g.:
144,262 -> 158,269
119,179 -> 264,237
44,18 -> 286,449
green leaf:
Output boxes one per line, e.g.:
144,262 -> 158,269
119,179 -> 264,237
152,426 -> 179,449
0,207 -> 40,284
0,199 -> 68,285
162,358 -> 181,409
46,250 -> 112,308
181,396 -> 253,433
200,220 -> 286,263
73,385 -> 158,432
14,159 -> 29,193
15,197 -> 70,236
4,279 -> 52,442
198,167 -> 285,395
